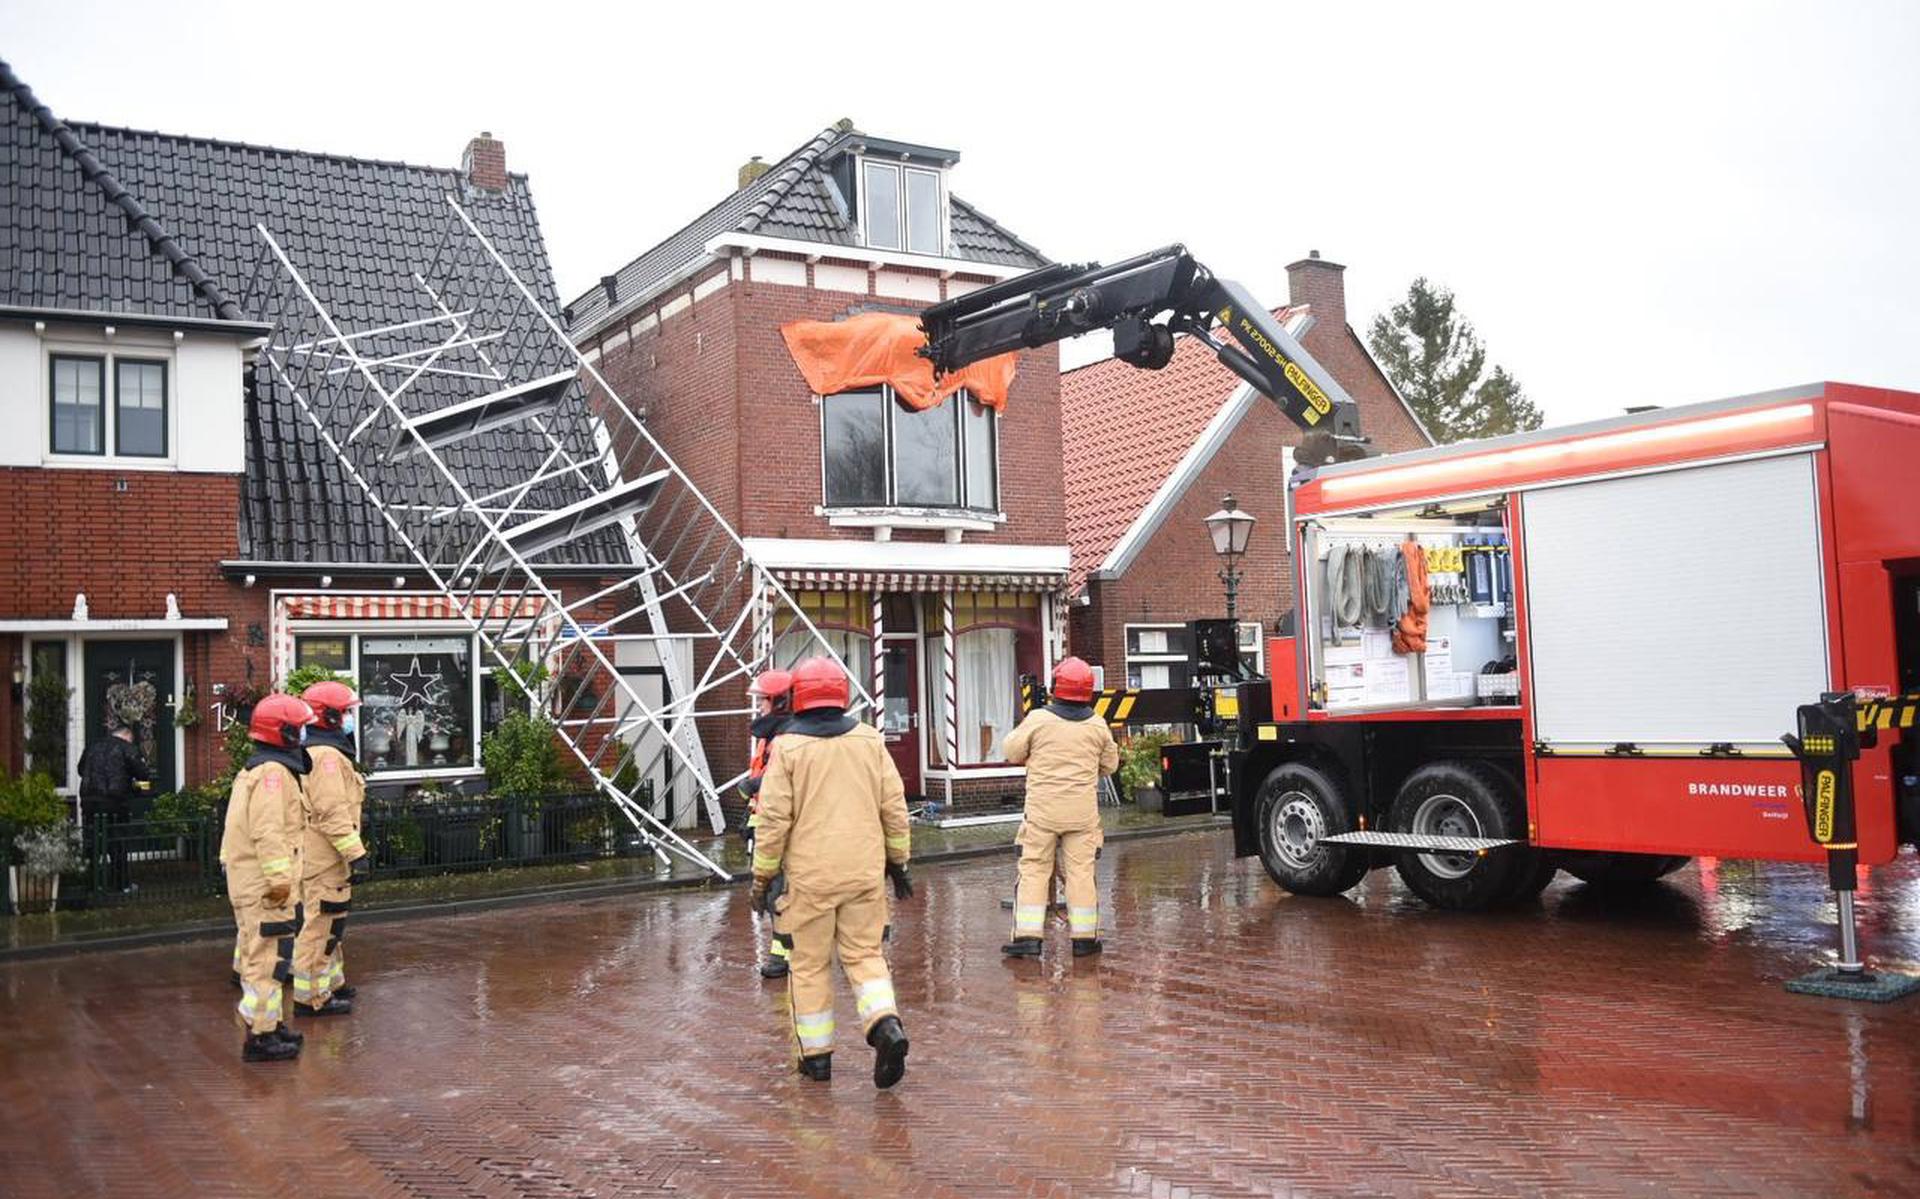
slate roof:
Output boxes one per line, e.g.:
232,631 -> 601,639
565,122 -> 1048,335
1060,309 -> 1301,596
1,59 -> 626,569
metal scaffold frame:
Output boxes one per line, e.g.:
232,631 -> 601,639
243,197 -> 873,881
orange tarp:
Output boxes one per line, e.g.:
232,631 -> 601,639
779,311 -> 1018,411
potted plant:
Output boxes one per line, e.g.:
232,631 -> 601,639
11,823 -> 80,913
481,702 -> 570,862
1,767 -> 71,914
1118,731 -> 1173,811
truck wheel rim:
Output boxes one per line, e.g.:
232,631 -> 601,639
1272,790 -> 1326,870
1411,792 -> 1481,880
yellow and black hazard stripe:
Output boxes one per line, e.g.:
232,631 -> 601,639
1091,688 -> 1140,726
1857,693 -> 1920,733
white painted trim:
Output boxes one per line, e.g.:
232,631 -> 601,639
0,618 -> 227,632
26,631 -> 186,794
924,765 -> 1028,781
706,232 -> 1029,282
742,537 -> 1069,575
823,509 -> 1002,533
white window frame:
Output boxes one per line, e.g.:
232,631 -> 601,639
858,157 -> 948,256
291,622 -> 487,781
1124,622 -> 1188,690
23,632 -> 185,798
41,338 -> 178,468
1237,621 -> 1265,675
817,386 -> 999,515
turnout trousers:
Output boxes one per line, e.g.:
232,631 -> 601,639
231,893 -> 300,1034
293,866 -> 350,1007
778,882 -> 897,1059
1012,822 -> 1102,943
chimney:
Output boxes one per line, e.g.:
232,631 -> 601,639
1285,249 -> 1346,328
462,131 -> 507,192
738,155 -> 770,190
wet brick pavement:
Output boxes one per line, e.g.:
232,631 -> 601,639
4,829 -> 1919,1197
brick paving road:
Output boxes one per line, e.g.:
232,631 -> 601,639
3,830 -> 1919,1197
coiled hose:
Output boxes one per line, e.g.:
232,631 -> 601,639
1326,541 -> 1365,642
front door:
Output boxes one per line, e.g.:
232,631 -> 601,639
82,639 -> 177,793
880,639 -> 922,800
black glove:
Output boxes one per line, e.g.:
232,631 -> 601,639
748,876 -> 770,910
886,861 -> 914,901
349,853 -> 371,883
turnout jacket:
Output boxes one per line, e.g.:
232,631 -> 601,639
302,737 -> 367,876
1003,702 -> 1119,833
220,746 -> 311,903
752,712 -> 910,895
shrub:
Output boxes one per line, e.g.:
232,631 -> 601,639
284,664 -> 354,697
481,710 -> 571,797
24,667 -> 70,777
0,768 -> 67,866
148,786 -> 222,837
1116,730 -> 1174,795
14,824 -> 80,877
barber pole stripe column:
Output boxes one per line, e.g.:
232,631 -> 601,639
942,591 -> 958,767
870,593 -> 885,717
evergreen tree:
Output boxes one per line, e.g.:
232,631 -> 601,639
1366,279 -> 1543,442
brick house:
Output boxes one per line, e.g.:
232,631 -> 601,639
0,60 -> 632,808
566,122 -> 1062,813
1062,253 -> 1434,687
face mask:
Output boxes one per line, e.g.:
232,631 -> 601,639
298,725 -> 310,745
342,712 -> 358,736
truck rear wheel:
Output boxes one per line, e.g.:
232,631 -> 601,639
1388,761 -> 1525,911
1563,852 -> 1690,888
1254,762 -> 1369,898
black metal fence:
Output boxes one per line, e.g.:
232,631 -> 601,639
4,787 -> 655,914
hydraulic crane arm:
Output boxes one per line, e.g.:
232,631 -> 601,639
919,245 -> 1365,442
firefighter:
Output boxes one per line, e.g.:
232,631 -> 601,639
292,680 -> 370,1017
741,669 -> 795,979
1001,657 -> 1119,959
749,657 -> 913,1089
219,694 -> 317,1062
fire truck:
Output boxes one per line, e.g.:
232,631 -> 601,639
922,250 -> 1920,911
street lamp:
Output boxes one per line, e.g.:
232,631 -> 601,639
1203,493 -> 1256,623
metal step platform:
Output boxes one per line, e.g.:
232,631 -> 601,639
1319,831 -> 1522,852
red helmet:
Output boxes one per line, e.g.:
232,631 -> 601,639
1052,656 -> 1096,704
790,657 -> 851,714
300,680 -> 361,728
249,693 -> 318,749
748,670 -> 794,702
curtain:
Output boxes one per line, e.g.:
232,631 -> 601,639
955,628 -> 1017,764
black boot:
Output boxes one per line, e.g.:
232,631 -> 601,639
758,957 -> 790,979
1072,938 -> 1104,958
1001,936 -> 1042,958
867,1015 -> 909,1090
331,985 -> 357,1001
797,1053 -> 832,1082
293,996 -> 353,1018
243,1031 -> 300,1062
272,1025 -> 304,1047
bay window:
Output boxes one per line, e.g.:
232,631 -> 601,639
294,632 -> 481,774
925,592 -> 1041,767
773,590 -> 872,679
820,388 -> 997,512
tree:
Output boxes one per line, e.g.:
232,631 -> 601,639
1367,279 -> 1543,443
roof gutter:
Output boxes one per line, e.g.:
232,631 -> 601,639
0,304 -> 273,337
219,560 -> 640,581
707,232 -> 1034,281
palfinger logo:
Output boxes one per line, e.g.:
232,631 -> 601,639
1282,361 -> 1334,415
1814,770 -> 1836,842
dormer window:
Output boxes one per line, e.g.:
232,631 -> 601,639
860,159 -> 945,255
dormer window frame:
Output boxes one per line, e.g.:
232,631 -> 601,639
857,155 -> 948,257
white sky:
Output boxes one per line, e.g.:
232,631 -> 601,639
5,1 -> 1917,425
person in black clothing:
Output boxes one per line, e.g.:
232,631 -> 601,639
78,723 -> 152,892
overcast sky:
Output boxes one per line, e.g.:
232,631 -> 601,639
5,1 -> 1917,426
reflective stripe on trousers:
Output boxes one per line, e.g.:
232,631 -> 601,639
793,1010 -> 835,1053
1069,905 -> 1099,936
1013,904 -> 1046,935
854,976 -> 897,1023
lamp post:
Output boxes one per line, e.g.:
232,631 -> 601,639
1204,493 -> 1256,624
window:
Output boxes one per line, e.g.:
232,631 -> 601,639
27,640 -> 69,779
861,160 -> 944,255
773,591 -> 873,682
50,355 -> 104,455
1125,624 -> 1191,691
820,388 -> 997,512
115,360 -> 168,457
1238,622 -> 1265,675
930,592 -> 1041,766
294,632 -> 483,774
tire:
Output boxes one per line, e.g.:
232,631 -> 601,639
1389,760 -> 1525,911
1500,851 -> 1559,903
1254,761 -> 1369,898
1562,852 -> 1691,888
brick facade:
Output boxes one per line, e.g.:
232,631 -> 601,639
1070,255 -> 1433,678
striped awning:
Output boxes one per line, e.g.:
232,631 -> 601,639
770,568 -> 1065,593
281,594 -> 546,621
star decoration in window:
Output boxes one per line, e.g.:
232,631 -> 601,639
388,657 -> 443,707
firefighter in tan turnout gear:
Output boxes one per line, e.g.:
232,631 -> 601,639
219,694 -> 317,1062
1002,657 -> 1119,959
748,657 -> 913,1089
293,680 -> 370,1017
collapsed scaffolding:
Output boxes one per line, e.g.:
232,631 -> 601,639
241,198 -> 871,881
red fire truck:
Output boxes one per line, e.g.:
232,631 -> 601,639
919,254 -> 1920,911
